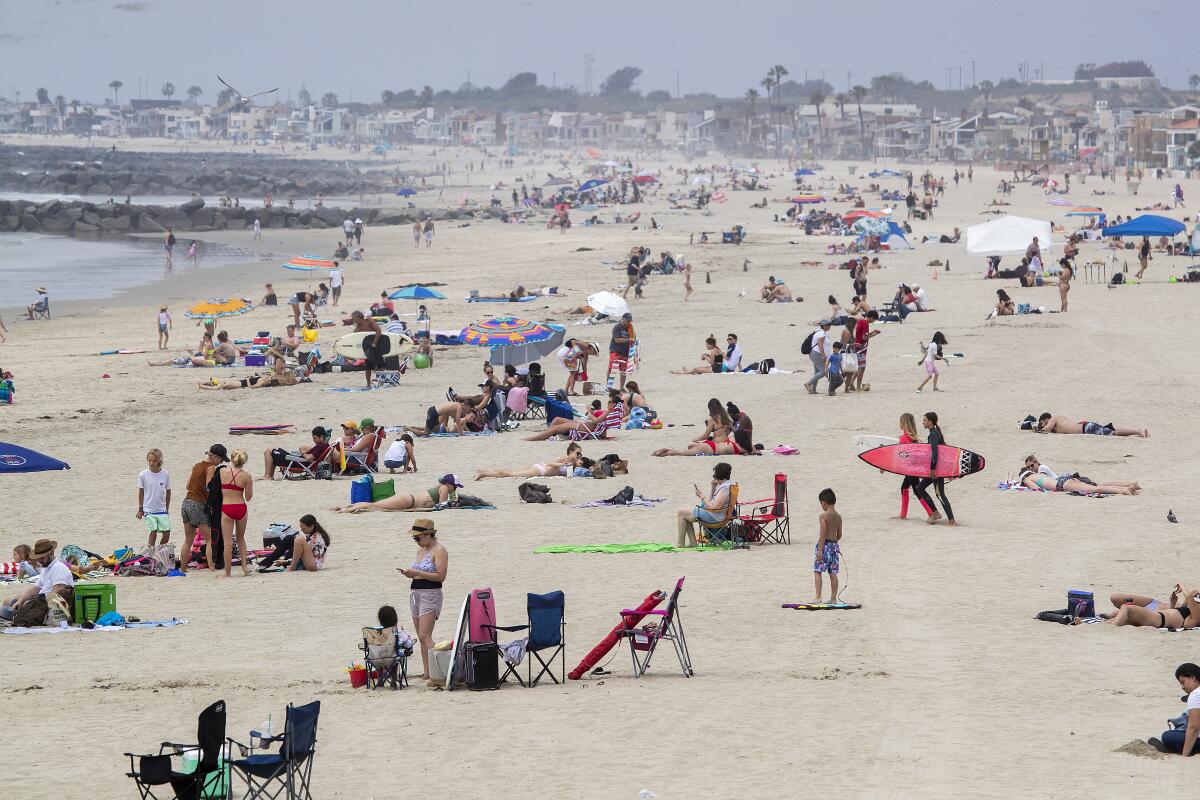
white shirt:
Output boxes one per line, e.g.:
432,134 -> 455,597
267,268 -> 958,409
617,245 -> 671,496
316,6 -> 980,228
1188,687 -> 1200,713
137,468 -> 171,514
329,268 -> 344,288
914,288 -> 929,311
385,320 -> 406,334
384,440 -> 408,463
343,219 -> 354,233
723,344 -> 742,372
36,559 -> 74,595
253,219 -> 261,230
811,329 -> 829,357
924,341 -> 938,366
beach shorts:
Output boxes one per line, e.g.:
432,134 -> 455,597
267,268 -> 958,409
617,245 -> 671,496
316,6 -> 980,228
180,499 -> 210,528
1055,476 -> 1071,492
158,323 -> 168,333
143,513 -> 171,533
409,588 -> 443,619
608,352 -> 630,373
383,459 -> 405,469
693,506 -> 723,524
814,540 -> 841,573
1081,421 -> 1114,436
925,360 -> 938,375
332,286 -> 342,300
856,345 -> 868,370
425,405 -> 439,432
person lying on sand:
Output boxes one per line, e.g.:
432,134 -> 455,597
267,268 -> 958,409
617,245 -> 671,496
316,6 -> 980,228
475,450 -> 583,480
403,402 -> 482,436
199,345 -> 296,390
1017,455 -> 1141,495
1107,584 -> 1200,629
1098,592 -> 1171,619
672,336 -> 724,375
1034,413 -> 1148,438
331,473 -> 462,513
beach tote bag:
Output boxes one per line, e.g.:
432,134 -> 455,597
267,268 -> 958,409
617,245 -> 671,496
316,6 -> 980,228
350,475 -> 374,504
371,479 -> 396,502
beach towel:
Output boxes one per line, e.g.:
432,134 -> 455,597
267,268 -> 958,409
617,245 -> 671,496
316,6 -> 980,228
2,618 -> 189,635
467,295 -> 537,303
772,445 -> 800,455
571,494 -> 666,509
427,430 -> 496,438
534,542 -> 727,554
996,481 -> 1107,498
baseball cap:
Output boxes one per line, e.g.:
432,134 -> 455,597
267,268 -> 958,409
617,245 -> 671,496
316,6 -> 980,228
359,417 -> 375,429
341,420 -> 359,430
622,312 -> 633,320
819,318 -> 831,326
440,473 -> 464,488
208,444 -> 229,462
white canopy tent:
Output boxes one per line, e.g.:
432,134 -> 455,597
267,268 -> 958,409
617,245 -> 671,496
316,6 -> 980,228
966,216 -> 1055,256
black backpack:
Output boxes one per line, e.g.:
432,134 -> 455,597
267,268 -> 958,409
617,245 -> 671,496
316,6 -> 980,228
518,482 -> 553,504
800,332 -> 816,355
604,486 -> 635,505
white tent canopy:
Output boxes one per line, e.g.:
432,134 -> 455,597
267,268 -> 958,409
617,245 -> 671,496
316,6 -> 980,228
966,216 -> 1054,256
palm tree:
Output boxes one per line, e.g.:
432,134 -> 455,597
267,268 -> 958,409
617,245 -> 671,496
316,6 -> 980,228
70,99 -> 80,116
54,95 -> 66,124
161,82 -> 175,100
979,79 -> 994,121
108,80 -> 123,106
852,85 -> 868,157
1190,74 -> 1200,100
760,74 -> 776,153
187,85 -> 202,105
770,66 -> 788,155
321,92 -> 339,108
35,88 -> 51,105
745,88 -> 759,147
835,93 -> 847,120
809,90 -> 826,157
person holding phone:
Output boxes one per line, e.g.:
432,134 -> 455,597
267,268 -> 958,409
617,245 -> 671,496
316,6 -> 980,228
675,462 -> 734,547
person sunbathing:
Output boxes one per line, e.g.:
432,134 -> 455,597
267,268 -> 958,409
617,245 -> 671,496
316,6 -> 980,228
474,450 -> 583,480
198,345 -> 297,390
672,336 -> 724,374
993,289 -> 1016,317
331,473 -> 464,513
1099,591 -> 1170,619
1035,414 -> 1148,438
1107,585 -> 1200,629
1016,457 -> 1141,495
654,398 -> 742,456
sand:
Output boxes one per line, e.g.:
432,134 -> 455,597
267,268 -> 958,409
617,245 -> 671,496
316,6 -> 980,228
2,145 -> 1199,799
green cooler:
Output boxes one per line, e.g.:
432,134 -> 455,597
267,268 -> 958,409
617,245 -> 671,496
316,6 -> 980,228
74,583 -> 117,623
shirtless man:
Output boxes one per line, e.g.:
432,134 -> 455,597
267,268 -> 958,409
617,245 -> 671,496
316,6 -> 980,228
280,325 -> 302,356
211,332 -> 239,365
1035,413 -> 1148,438
760,277 -> 795,303
406,401 -> 477,436
350,310 -> 383,389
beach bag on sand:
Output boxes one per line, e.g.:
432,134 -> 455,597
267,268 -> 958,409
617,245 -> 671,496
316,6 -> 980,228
518,482 -> 553,504
371,479 -> 396,502
604,486 -> 636,505
350,475 -> 374,504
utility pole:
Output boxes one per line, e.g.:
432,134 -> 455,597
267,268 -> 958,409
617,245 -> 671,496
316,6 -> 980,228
958,66 -> 962,91
676,70 -> 680,99
971,60 -> 976,89
947,67 -> 953,91
847,71 -> 852,91
552,72 -> 556,89
583,53 -> 595,95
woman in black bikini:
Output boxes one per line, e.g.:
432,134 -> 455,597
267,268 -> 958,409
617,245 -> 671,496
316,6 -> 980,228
1107,584 -> 1200,629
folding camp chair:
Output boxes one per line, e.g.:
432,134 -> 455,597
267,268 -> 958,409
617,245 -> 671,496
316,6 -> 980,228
126,699 -> 227,800
283,453 -> 320,480
228,701 -> 320,800
360,626 -> 411,689
738,473 -> 791,545
344,428 -> 384,475
523,372 -> 547,419
698,483 -> 744,547
616,578 -> 693,678
32,298 -> 50,320
482,590 -> 567,687
505,387 -> 535,421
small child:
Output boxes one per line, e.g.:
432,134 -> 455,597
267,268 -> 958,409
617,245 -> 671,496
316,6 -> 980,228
917,331 -> 947,393
0,544 -> 34,576
137,448 -> 172,547
157,306 -> 172,350
827,341 -> 845,395
813,488 -> 842,603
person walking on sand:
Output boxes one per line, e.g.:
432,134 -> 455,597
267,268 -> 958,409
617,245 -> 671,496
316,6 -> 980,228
896,413 -> 935,520
164,228 -> 176,267
916,331 -> 947,393
804,319 -> 831,394
187,240 -> 198,265
1137,236 -> 1152,279
328,262 -> 344,307
423,218 -> 435,248
849,310 -> 880,392
812,488 -> 842,603
682,258 -> 693,301
351,310 -> 383,389
913,412 -> 955,526
607,312 -> 635,391
157,305 -> 172,350
217,449 -> 253,577
412,221 -> 422,249
253,218 -> 262,240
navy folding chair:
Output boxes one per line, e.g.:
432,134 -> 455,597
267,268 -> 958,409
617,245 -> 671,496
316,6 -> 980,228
484,590 -> 566,687
126,699 -> 227,800
228,701 -> 320,800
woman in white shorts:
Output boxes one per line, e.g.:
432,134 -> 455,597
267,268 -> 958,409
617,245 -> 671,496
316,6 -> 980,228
397,518 -> 448,680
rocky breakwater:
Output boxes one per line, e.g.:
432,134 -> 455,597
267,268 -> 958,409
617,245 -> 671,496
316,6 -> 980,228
0,197 -> 514,237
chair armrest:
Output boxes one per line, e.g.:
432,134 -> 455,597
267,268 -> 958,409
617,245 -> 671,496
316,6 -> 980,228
481,623 -> 529,633
158,741 -> 198,755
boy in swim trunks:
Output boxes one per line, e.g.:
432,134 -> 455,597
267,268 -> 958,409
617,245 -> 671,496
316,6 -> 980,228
812,488 -> 842,603
1035,413 -> 1148,437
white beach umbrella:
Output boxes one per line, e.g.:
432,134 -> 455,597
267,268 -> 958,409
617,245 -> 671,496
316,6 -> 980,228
586,291 -> 630,317
690,175 -> 713,185
966,215 -> 1054,256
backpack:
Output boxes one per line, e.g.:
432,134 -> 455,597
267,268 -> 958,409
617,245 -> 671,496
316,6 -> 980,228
801,331 -> 816,355
1109,272 -> 1124,286
605,486 -> 636,505
756,358 -> 775,374
518,482 -> 553,504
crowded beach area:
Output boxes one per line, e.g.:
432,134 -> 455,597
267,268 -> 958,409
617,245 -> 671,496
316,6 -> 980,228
2,133 -> 1200,798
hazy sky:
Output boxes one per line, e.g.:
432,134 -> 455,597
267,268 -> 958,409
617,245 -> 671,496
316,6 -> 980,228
2,0 -> 1195,103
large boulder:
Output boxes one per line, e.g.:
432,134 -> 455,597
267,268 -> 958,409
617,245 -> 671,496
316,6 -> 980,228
307,217 -> 328,229
189,208 -> 216,228
99,215 -> 131,232
268,212 -> 288,229
374,210 -> 408,225
136,213 -> 165,232
72,221 -> 100,234
40,215 -> 73,234
154,210 -> 192,231
178,197 -> 205,215
1,216 -> 19,232
82,211 -> 100,226
37,199 -> 63,216
90,182 -> 113,196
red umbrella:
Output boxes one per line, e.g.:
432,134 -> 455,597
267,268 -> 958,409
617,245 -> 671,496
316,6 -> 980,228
842,209 -> 889,224
633,174 -> 658,184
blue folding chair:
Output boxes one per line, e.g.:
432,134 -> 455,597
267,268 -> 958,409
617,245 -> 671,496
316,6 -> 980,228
227,701 -> 320,800
485,591 -> 566,687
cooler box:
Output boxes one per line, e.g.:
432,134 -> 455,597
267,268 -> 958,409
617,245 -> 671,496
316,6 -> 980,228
244,354 -> 267,367
252,336 -> 270,346
74,583 -> 117,624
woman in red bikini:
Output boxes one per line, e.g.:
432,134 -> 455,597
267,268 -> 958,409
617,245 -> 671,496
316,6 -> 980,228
218,449 -> 254,577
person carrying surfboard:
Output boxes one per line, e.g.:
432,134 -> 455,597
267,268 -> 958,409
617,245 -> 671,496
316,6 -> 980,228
350,311 -> 384,389
913,412 -> 955,526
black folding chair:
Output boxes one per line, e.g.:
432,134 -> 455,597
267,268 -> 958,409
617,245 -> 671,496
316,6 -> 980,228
485,590 -> 566,687
126,699 -> 227,800
228,701 -> 320,800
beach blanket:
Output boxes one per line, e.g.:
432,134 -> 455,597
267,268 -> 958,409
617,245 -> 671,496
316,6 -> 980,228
467,295 -> 537,303
429,503 -> 496,511
2,618 -> 190,635
996,481 -> 1107,498
535,542 -> 726,554
571,495 -> 666,509
427,430 -> 497,438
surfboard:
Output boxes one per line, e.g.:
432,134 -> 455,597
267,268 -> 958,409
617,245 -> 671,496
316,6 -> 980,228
443,593 -> 470,692
332,332 -> 415,361
229,424 -> 296,436
782,602 -> 863,610
853,434 -> 899,452
858,443 -> 985,479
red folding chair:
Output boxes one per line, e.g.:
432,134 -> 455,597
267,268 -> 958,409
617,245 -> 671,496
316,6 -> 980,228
738,473 -> 790,545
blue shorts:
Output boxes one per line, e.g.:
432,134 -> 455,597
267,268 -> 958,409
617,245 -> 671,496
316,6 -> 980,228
814,540 -> 840,573
694,506 -> 723,524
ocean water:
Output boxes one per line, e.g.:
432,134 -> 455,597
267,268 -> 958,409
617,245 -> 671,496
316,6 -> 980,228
0,191 -> 394,209
0,232 -> 272,307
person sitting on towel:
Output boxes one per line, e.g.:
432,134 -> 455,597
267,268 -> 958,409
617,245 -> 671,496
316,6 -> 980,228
1,539 -> 73,627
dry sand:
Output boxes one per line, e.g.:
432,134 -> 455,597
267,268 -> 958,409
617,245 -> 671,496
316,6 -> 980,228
2,146 -> 1199,799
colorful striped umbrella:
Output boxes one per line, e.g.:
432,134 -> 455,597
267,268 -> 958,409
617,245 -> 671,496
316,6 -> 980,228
791,194 -> 826,204
460,317 -> 560,347
1066,206 -> 1103,216
184,298 -> 253,319
389,285 -> 446,301
843,209 -> 890,224
282,255 -> 337,272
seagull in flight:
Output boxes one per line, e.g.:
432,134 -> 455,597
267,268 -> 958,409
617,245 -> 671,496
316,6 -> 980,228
217,75 -> 278,105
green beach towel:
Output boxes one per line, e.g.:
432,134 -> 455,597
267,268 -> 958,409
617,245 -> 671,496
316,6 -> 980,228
534,542 -> 727,554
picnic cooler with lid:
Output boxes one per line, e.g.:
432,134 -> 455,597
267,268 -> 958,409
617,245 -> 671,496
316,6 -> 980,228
74,583 -> 117,623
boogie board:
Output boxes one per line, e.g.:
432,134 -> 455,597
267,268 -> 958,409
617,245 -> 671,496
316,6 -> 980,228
853,435 -> 899,452
332,332 -> 415,361
783,602 -> 863,611
229,424 -> 296,436
858,443 -> 985,479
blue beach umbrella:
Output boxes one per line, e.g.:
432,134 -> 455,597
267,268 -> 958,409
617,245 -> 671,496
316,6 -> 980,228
794,168 -> 815,176
578,179 -> 608,193
396,187 -> 417,197
389,285 -> 446,301
0,442 -> 70,473
1101,214 -> 1186,238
